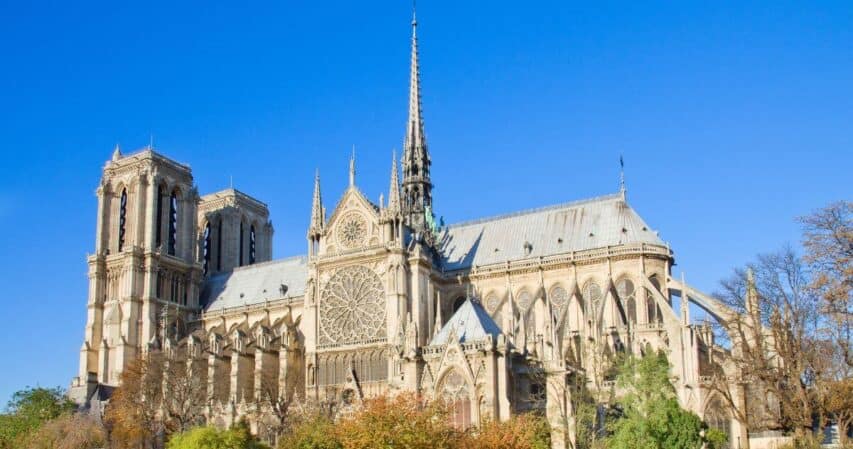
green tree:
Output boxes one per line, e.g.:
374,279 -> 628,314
606,351 -> 722,449
0,386 -> 75,449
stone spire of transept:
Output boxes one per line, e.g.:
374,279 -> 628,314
111,144 -> 122,161
309,170 -> 324,236
401,4 -> 433,232
349,146 -> 356,188
388,150 -> 402,214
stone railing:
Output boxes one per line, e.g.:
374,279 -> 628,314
455,243 -> 671,277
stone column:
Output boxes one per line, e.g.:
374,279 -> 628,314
144,175 -> 158,251
95,186 -> 107,254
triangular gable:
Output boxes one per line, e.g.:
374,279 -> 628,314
430,298 -> 502,345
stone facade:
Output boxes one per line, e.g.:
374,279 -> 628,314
70,12 -> 770,449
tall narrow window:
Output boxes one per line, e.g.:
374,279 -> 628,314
249,225 -> 256,264
118,188 -> 127,251
617,279 -> 637,325
202,222 -> 211,275
168,191 -> 178,256
239,222 -> 244,266
155,186 -> 163,248
216,220 -> 222,271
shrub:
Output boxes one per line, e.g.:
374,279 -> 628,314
463,414 -> 551,449
277,413 -> 341,449
167,421 -> 270,449
335,393 -> 460,449
22,413 -> 106,449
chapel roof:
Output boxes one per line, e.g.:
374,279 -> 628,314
436,192 -> 665,271
201,256 -> 308,313
430,298 -> 502,345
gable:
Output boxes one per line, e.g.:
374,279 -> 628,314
324,187 -> 382,254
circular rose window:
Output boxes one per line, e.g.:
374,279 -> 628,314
319,265 -> 386,346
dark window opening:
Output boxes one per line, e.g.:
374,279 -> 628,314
249,225 -> 256,264
202,222 -> 211,275
168,191 -> 178,255
216,220 -> 222,271
155,186 -> 163,248
239,222 -> 244,266
453,297 -> 466,313
118,188 -> 127,251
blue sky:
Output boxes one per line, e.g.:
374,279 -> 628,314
0,1 -> 850,405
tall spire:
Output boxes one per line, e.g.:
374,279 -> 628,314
309,170 -> 324,235
401,3 -> 433,231
349,145 -> 356,187
388,149 -> 402,214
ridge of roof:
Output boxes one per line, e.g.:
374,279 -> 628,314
207,255 -> 308,279
445,192 -> 624,230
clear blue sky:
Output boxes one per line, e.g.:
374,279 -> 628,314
0,1 -> 850,405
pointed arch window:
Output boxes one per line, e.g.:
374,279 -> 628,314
156,185 -> 164,248
440,369 -> 472,429
249,225 -> 256,264
216,219 -> 222,271
239,222 -> 244,266
452,296 -> 465,313
202,222 -> 211,275
517,290 -> 536,341
647,276 -> 663,324
168,191 -> 178,256
616,279 -> 637,325
583,281 -> 603,326
118,188 -> 127,252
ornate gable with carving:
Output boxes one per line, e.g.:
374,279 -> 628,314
323,188 -> 381,255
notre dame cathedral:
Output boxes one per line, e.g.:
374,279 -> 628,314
69,10 -> 768,449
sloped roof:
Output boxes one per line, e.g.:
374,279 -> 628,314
202,256 -> 309,312
430,298 -> 502,345
437,193 -> 664,271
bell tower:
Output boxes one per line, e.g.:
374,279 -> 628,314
71,146 -> 202,403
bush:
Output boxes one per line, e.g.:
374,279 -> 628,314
22,413 -> 106,449
277,413 -> 341,449
335,393 -> 460,449
167,421 -> 270,449
463,414 -> 551,449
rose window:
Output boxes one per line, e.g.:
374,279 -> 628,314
550,286 -> 568,309
319,265 -> 386,345
336,212 -> 367,249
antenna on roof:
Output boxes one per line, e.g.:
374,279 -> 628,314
619,154 -> 626,199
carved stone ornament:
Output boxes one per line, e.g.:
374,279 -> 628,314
550,286 -> 568,309
319,265 -> 386,345
336,211 -> 367,250
485,294 -> 501,313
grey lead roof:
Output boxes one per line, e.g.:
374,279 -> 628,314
430,298 -> 502,345
437,193 -> 664,271
199,192 -> 665,313
202,256 -> 308,312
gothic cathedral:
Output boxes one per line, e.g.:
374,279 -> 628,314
71,11 -> 756,449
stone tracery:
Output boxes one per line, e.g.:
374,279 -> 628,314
319,265 -> 386,346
